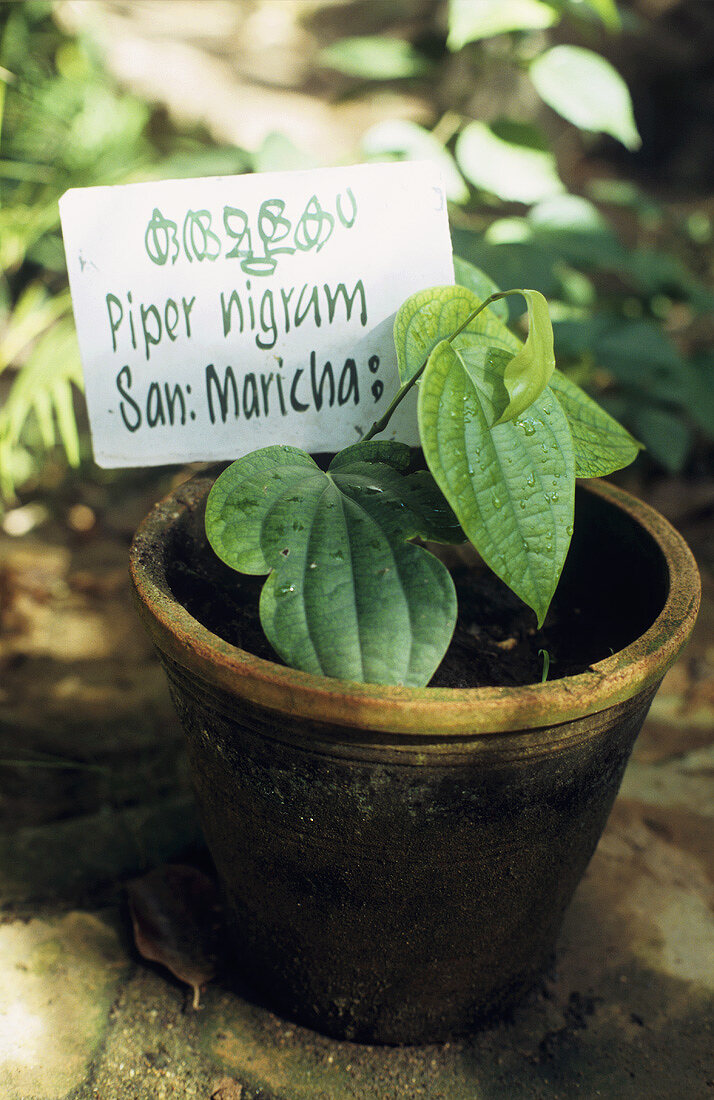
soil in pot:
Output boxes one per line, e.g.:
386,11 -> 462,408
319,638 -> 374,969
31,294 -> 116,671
164,477 -> 668,690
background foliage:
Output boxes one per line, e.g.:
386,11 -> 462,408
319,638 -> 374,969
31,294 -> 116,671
1,0 -> 712,510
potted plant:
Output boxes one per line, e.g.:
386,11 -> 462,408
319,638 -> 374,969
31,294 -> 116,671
129,260 -> 700,1044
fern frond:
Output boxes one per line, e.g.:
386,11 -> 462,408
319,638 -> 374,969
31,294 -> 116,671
0,281 -> 72,371
0,315 -> 83,500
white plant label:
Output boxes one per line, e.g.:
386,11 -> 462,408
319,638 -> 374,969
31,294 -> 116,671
60,162 -> 454,468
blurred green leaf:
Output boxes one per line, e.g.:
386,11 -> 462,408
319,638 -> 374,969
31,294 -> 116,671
527,194 -> 626,267
556,317 -> 714,440
453,255 -> 509,319
447,0 -> 558,50
362,119 -> 468,204
252,132 -> 315,174
627,404 -> 692,473
555,0 -> 621,30
595,321 -> 691,403
456,121 -> 564,204
582,0 -> 621,29
553,315 -> 613,360
452,229 -> 564,300
128,145 -> 251,181
530,46 -> 641,149
319,36 -> 429,80
623,249 -> 714,312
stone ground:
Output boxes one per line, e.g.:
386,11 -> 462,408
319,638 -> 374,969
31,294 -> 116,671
0,468 -> 713,1100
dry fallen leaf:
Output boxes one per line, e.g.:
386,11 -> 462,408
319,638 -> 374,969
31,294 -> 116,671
127,864 -> 222,1008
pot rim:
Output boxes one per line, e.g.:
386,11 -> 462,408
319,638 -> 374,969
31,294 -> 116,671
130,476 -> 700,737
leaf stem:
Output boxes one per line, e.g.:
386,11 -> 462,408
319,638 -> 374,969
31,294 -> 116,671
362,291 -> 509,441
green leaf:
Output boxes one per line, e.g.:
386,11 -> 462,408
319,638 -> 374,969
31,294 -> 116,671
330,442 -> 465,543
594,320 -> 695,408
453,256 -> 509,320
0,316 -> 83,498
394,284 -> 520,387
628,404 -> 691,474
419,340 -> 575,626
452,227 -> 564,298
455,121 -> 564,204
319,36 -> 429,80
527,195 -> 627,268
205,442 -> 458,687
579,0 -> 621,31
547,370 -> 642,475
447,0 -> 558,50
252,132 -> 315,174
530,46 -> 641,150
495,289 -> 555,423
362,119 -> 468,204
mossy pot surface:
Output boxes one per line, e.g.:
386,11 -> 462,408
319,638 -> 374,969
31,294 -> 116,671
130,472 -> 699,1044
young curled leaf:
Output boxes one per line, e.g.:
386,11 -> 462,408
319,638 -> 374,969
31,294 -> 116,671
495,289 -> 555,425
205,442 -> 459,686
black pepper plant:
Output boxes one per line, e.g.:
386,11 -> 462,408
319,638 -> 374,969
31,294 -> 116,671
204,259 -> 641,687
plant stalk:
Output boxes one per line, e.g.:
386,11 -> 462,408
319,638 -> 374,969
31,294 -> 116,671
362,291 -> 508,441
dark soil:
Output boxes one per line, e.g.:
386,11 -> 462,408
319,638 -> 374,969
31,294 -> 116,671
165,491 -> 629,689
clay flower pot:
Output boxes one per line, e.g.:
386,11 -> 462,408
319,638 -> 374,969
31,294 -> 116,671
130,471 -> 699,1044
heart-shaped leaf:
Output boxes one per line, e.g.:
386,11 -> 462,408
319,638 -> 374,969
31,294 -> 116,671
363,120 -> 469,205
455,120 -> 564,204
547,370 -> 643,476
419,340 -> 575,626
447,0 -> 559,51
495,289 -> 555,424
580,0 -> 620,30
394,284 -> 520,386
205,442 -> 458,686
530,46 -> 641,151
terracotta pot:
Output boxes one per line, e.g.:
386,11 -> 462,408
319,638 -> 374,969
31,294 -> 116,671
130,472 -> 699,1044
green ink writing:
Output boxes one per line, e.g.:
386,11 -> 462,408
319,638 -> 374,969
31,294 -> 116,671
106,292 -> 196,361
116,366 -> 189,430
144,208 -> 179,266
219,280 -> 366,351
204,354 -> 364,426
145,190 -> 358,276
323,281 -> 367,326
